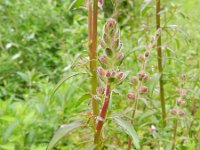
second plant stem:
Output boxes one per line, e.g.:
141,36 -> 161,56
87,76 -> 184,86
172,119 -> 178,150
88,0 -> 99,118
156,0 -> 166,127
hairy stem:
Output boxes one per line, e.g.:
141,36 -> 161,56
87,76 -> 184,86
172,119 -> 178,150
88,0 -> 99,118
94,82 -> 111,148
156,0 -> 166,127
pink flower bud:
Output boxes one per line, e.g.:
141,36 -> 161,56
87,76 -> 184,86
170,108 -> 177,115
180,100 -> 187,107
138,54 -> 145,62
176,97 -> 182,104
97,67 -> 106,77
105,18 -> 117,30
116,52 -> 124,61
97,86 -> 104,95
177,88 -> 186,98
106,70 -> 112,78
130,76 -> 138,84
127,93 -> 137,100
170,108 -> 186,117
178,109 -> 186,117
99,55 -> 107,64
111,70 -> 116,77
116,71 -> 124,80
98,0 -> 104,5
104,18 -> 118,38
138,86 -> 148,94
137,70 -> 148,81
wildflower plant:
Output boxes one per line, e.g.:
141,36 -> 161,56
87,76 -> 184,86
95,18 -> 128,147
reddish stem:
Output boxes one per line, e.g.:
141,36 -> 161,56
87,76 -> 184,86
94,82 -> 111,146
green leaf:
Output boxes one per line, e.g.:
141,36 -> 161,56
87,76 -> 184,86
114,117 -> 140,149
76,93 -> 91,107
141,0 -> 152,15
47,121 -> 82,150
125,45 -> 145,58
149,73 -> 161,97
50,72 -> 86,100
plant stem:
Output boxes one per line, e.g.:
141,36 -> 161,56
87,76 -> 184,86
172,119 -> 178,150
156,0 -> 166,127
128,98 -> 138,150
94,82 -> 111,148
88,0 -> 99,118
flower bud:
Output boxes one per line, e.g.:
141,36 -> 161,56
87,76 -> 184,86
116,52 -> 124,61
178,109 -> 186,117
127,93 -> 137,100
180,100 -> 187,107
138,86 -> 148,94
137,70 -> 148,81
170,108 -> 177,115
176,97 -> 182,104
138,54 -> 145,62
106,70 -> 112,78
111,70 -> 116,78
145,51 -> 150,57
116,71 -> 124,80
99,55 -> 107,64
105,18 -> 117,34
97,67 -> 106,77
130,76 -> 138,84
177,88 -> 186,98
97,86 -> 104,95
98,0 -> 104,5
170,108 -> 186,117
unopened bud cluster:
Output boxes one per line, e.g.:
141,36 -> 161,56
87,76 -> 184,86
127,49 -> 150,100
99,18 -> 124,67
170,88 -> 187,117
127,70 -> 149,100
97,67 -> 126,83
97,19 -> 127,84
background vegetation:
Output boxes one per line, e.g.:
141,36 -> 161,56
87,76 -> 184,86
0,0 -> 199,149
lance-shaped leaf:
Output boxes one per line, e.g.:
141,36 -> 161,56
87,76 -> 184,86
114,117 -> 140,149
50,72 -> 86,100
47,121 -> 82,150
